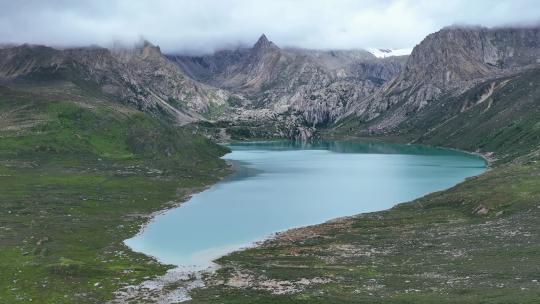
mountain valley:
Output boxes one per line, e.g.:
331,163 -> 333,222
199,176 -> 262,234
1,23 -> 540,303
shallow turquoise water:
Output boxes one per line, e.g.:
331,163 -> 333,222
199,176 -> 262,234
125,141 -> 486,270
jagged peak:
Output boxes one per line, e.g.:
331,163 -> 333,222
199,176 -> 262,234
142,40 -> 161,52
135,40 -> 163,60
252,34 -> 278,51
257,34 -> 269,44
129,38 -> 162,58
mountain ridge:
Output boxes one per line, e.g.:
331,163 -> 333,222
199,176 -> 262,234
0,41 -> 229,124
1,25 -> 539,141
169,34 -> 407,136
343,25 -> 540,133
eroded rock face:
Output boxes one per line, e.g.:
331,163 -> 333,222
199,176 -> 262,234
0,35 -> 407,139
0,37 -> 406,137
170,34 -> 407,133
5,26 -> 535,140
0,42 -> 228,124
410,27 -> 540,82
348,26 -> 540,132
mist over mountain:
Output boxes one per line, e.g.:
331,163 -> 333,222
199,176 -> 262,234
2,1 -> 540,302
2,0 -> 540,54
2,24 -> 539,142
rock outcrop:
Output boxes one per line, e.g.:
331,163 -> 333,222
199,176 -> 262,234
170,34 -> 407,132
347,26 -> 540,132
0,41 -> 228,124
5,26 -> 535,141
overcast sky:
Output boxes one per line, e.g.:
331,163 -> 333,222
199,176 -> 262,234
1,0 -> 539,54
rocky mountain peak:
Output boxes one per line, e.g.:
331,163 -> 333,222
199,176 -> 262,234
349,25 -> 540,134
136,40 -> 162,59
403,25 -> 540,86
252,34 -> 278,52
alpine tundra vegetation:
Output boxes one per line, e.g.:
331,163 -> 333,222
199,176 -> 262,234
1,1 -> 540,303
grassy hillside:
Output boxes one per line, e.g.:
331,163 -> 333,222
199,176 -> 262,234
331,67 -> 540,164
405,68 -> 540,164
0,82 -> 230,303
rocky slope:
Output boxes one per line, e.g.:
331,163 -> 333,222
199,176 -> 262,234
170,35 -> 407,131
169,26 -> 540,140
0,41 -> 228,124
408,66 -> 540,163
3,26 -> 537,141
0,37 -> 406,136
345,26 -> 540,132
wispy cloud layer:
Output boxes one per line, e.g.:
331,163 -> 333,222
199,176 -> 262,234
1,0 -> 539,53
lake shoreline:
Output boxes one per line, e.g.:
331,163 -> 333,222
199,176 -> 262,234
119,139 -> 488,302
110,161 -> 235,303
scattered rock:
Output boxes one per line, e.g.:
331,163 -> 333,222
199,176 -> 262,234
473,204 -> 489,215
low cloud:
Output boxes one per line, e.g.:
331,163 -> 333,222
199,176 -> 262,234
1,0 -> 539,54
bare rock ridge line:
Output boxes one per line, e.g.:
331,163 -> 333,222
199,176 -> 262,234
1,26 -> 540,139
347,26 -> 540,133
168,26 -> 540,139
0,40 -> 228,124
168,33 -> 407,138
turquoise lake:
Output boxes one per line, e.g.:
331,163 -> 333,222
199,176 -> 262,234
125,141 -> 486,270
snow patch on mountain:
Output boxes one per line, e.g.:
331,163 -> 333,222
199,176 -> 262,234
368,48 -> 412,58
